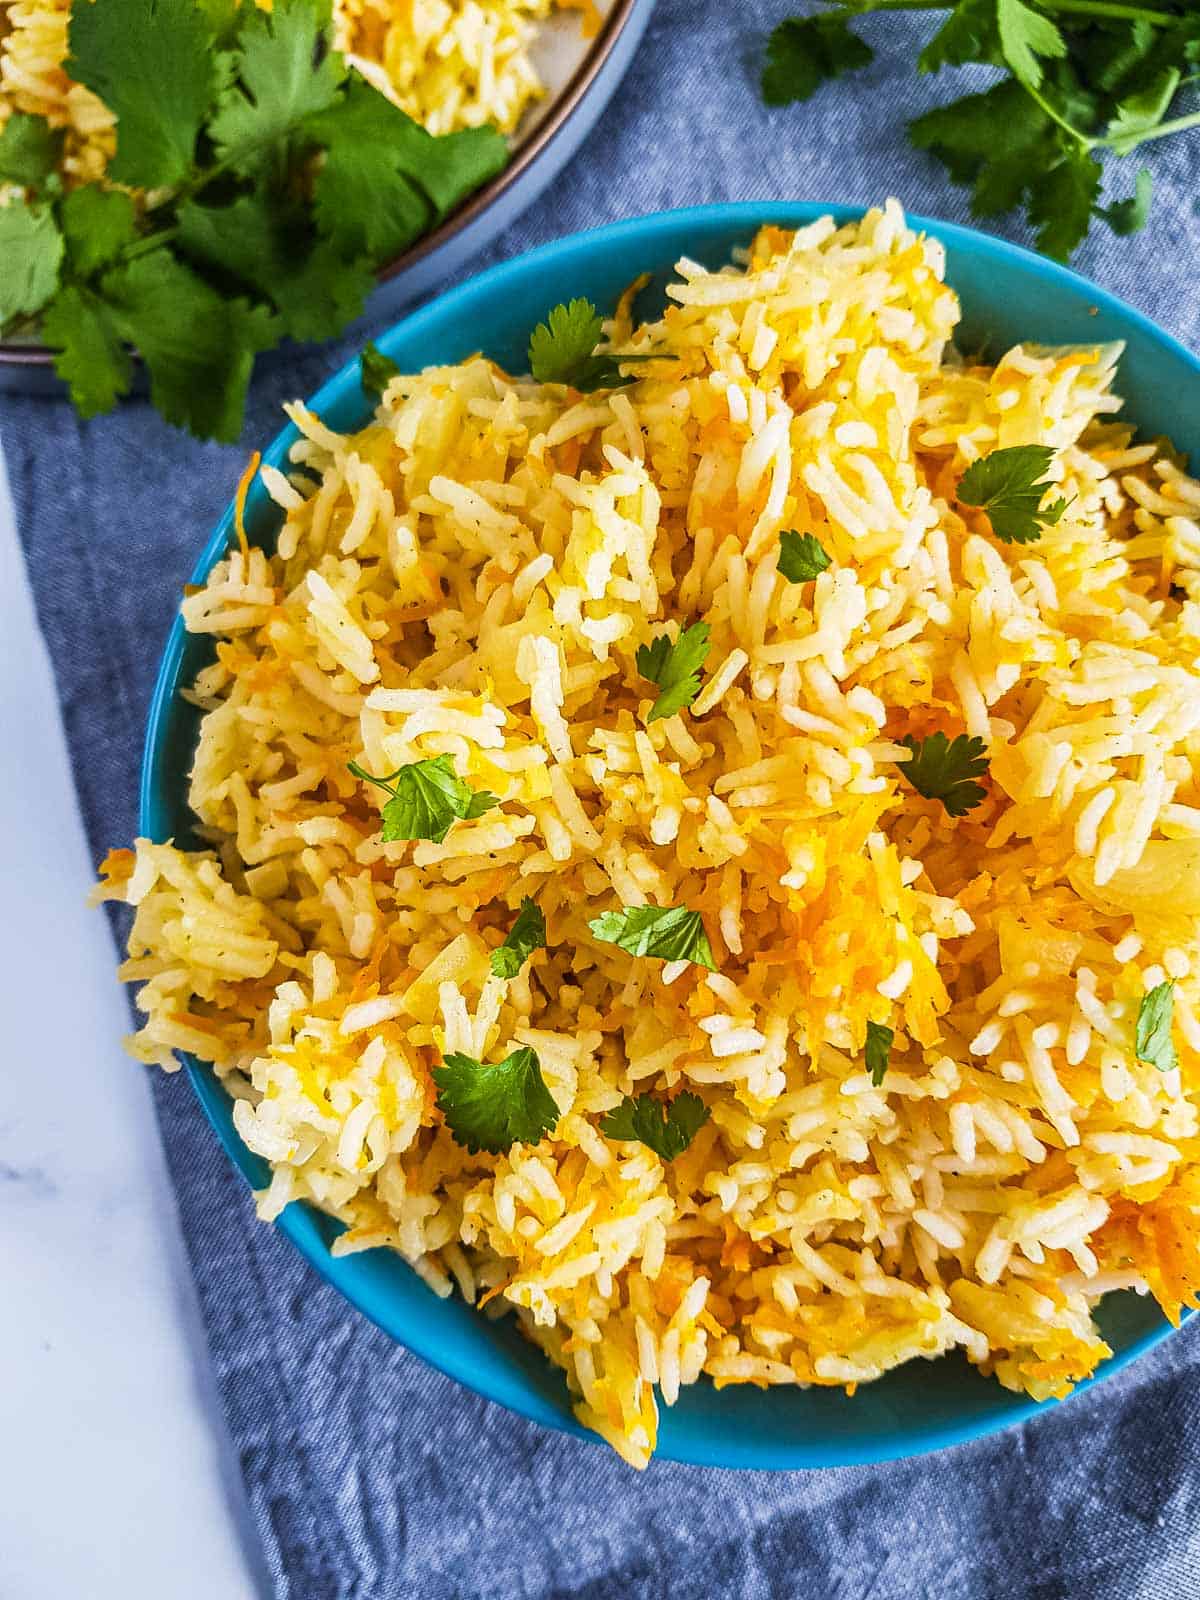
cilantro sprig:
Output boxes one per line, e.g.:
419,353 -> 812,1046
490,898 -> 547,980
348,755 -> 498,844
360,342 -> 400,398
588,904 -> 717,970
432,1046 -> 560,1155
957,445 -> 1070,544
866,1021 -> 894,1087
635,622 -> 711,722
760,3 -> 1200,260
527,297 -> 653,392
778,530 -> 832,583
0,0 -> 507,438
1135,980 -> 1178,1073
897,732 -> 990,816
600,1091 -> 711,1161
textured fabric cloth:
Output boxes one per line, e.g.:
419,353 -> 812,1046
5,2 -> 1200,1594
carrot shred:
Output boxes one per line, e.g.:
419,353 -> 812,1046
233,449 -> 261,561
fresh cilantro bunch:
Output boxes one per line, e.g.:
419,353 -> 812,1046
0,0 -> 507,439
760,1 -> 1200,259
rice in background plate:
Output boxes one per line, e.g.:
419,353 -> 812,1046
0,0 -> 580,191
96,202 -> 1200,1467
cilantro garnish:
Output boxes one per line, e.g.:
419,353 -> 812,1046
361,342 -> 400,398
0,0 -> 508,439
0,201 -> 63,324
866,1021 -> 894,1087
635,622 -> 711,722
957,445 -> 1070,545
490,898 -> 547,980
1135,980 -> 1178,1074
897,732 -> 989,817
0,113 -> 64,188
432,1046 -> 560,1155
600,1091 -> 710,1161
778,530 -> 832,583
67,0 -> 217,190
527,297 -> 652,392
758,3 -> 1200,261
348,755 -> 498,845
588,904 -> 716,970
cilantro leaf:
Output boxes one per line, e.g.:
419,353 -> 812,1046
909,78 -> 1048,192
761,15 -> 873,107
177,193 -> 373,340
529,297 -> 601,382
432,1046 -> 560,1155
1135,980 -> 1178,1074
778,530 -> 832,583
279,240 -> 376,341
98,252 -> 277,443
1027,144 -> 1104,261
42,286 -> 132,417
348,755 -> 498,845
600,1091 -> 710,1161
957,444 -> 1069,544
0,112 -> 64,188
919,0 -> 1002,75
306,77 -> 505,259
527,297 -> 652,392
866,1020 -> 894,1087
0,199 -> 62,322
996,0 -> 1067,91
897,732 -> 989,817
588,904 -> 716,970
1096,167 -> 1153,236
208,0 -> 344,177
60,187 -> 137,277
1106,66 -> 1180,157
361,342 -> 400,398
490,898 -> 547,980
67,0 -> 217,189
635,621 -> 710,722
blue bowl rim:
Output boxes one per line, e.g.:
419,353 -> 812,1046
140,199 -> 1199,1469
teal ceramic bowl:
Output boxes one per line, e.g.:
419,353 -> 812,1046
142,202 -> 1200,1469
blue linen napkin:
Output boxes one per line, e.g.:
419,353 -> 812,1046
5,2 -> 1200,1594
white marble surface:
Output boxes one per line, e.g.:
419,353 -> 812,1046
0,445 -> 267,1598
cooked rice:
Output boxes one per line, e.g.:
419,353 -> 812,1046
0,0 -> 579,193
95,202 -> 1200,1467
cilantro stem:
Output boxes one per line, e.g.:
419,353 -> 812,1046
122,227 -> 179,262
835,0 -> 1178,20
1108,107 -> 1200,147
1036,0 -> 1180,20
1019,78 -> 1098,150
347,758 -> 404,795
